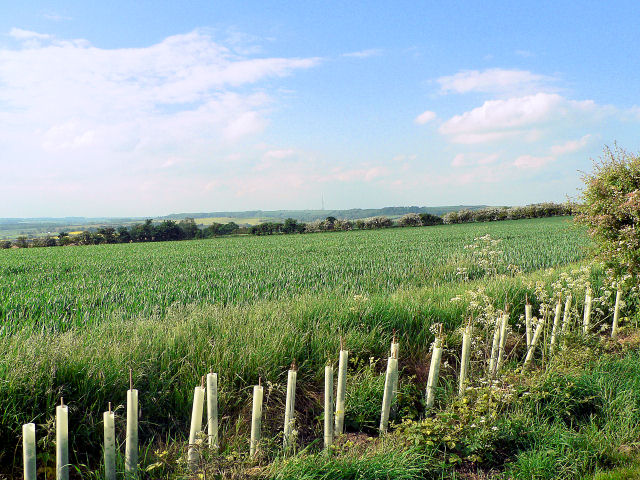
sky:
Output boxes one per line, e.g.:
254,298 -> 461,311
1,1 -> 639,217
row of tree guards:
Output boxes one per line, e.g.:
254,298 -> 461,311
20,287 -> 624,479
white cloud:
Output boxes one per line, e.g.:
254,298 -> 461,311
451,153 -> 499,167
414,110 -> 436,125
343,49 -> 382,58
263,148 -> 297,159
515,50 -> 535,58
550,135 -> 592,155
8,28 -> 53,40
43,12 -> 72,22
438,68 -> 555,96
513,155 -> 555,169
439,93 -> 596,144
0,29 -> 322,215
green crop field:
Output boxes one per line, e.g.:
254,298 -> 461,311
4,216 -> 639,480
0,217 -> 586,333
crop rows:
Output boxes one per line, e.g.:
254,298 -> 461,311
0,217 -> 588,333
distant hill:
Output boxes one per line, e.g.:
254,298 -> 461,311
160,205 -> 489,223
0,206 -> 490,240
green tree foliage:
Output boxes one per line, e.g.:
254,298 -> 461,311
178,218 -> 199,239
576,145 -> 640,280
398,213 -> 422,227
13,236 -> 28,248
443,203 -> 572,224
419,213 -> 444,226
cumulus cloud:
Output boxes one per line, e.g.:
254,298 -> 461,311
550,135 -> 592,155
8,27 -> 53,40
414,110 -> 437,125
513,155 -> 555,169
0,29 -> 322,215
438,68 -> 556,96
451,152 -> 499,167
439,93 -> 596,144
343,48 -> 382,58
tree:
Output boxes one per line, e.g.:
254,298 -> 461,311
155,220 -> 183,242
117,226 -> 131,243
576,145 -> 640,281
283,218 -> 300,234
142,219 -> 155,241
97,227 -> 117,244
178,218 -> 199,240
14,236 -> 28,248
419,213 -> 444,226
398,213 -> 422,227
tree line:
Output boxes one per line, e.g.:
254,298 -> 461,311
0,202 -> 573,249
0,218 -> 241,249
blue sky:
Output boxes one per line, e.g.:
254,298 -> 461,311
1,1 -> 639,217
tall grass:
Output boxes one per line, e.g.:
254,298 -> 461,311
0,262 -> 603,473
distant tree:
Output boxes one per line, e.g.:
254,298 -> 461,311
365,216 -> 393,229
117,226 -> 131,243
78,231 -> 95,245
58,231 -> 69,240
283,218 -> 300,234
304,220 -> 323,233
218,222 -> 239,235
44,235 -> 58,247
334,219 -> 353,231
324,216 -> 337,230
155,220 -> 183,242
178,218 -> 199,240
97,227 -> 117,244
142,219 -> 154,242
397,213 -> 422,227
206,223 -> 223,237
0,240 -> 11,249
60,235 -> 75,246
128,223 -> 145,242
14,236 -> 28,248
419,213 -> 444,226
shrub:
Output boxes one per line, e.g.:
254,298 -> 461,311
419,213 -> 444,226
398,213 -> 422,227
334,219 -> 354,231
576,145 -> 640,281
365,216 -> 393,229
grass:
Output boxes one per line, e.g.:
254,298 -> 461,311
0,217 -> 587,333
0,262 -> 612,476
4,216 -> 638,479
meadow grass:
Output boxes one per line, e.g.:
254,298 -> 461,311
0,260 -> 608,476
6,216 -> 636,479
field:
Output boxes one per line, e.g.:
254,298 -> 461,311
0,217 -> 585,333
3,217 -> 640,479
194,216 -> 270,226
